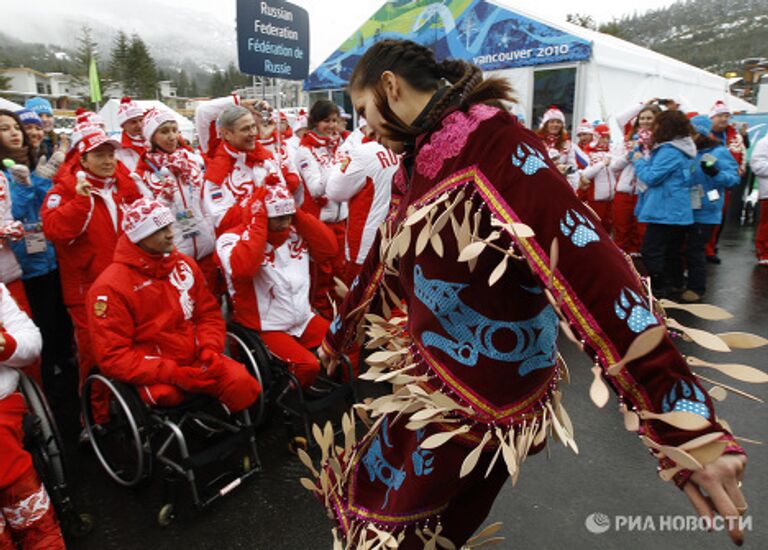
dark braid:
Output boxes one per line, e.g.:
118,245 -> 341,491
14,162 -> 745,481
349,40 -> 514,143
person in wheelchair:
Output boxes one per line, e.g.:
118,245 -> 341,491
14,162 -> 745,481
86,198 -> 261,415
0,283 -> 66,549
216,182 -> 338,390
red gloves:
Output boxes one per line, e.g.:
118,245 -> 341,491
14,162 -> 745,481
241,187 -> 267,227
157,359 -> 216,394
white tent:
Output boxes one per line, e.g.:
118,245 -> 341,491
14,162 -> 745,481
98,99 -> 195,142
305,0 -> 757,132
0,97 -> 24,111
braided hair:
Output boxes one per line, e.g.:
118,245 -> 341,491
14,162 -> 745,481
348,40 -> 514,142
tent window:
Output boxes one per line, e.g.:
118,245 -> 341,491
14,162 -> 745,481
533,67 -> 576,128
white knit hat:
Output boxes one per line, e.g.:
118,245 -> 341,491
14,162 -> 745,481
539,106 -> 565,128
709,100 -> 731,119
575,119 -> 593,135
142,107 -> 177,142
117,96 -> 145,126
265,184 -> 296,218
121,198 -> 175,243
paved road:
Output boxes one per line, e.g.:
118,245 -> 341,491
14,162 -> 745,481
62,223 -> 767,550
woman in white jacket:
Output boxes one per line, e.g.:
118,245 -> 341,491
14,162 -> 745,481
0,282 -> 66,549
611,102 -> 660,255
134,107 -> 220,292
749,133 -> 768,265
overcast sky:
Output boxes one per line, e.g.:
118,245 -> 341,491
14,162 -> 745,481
151,0 -> 680,67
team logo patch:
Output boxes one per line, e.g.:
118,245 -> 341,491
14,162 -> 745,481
46,194 -> 62,209
93,296 -> 108,318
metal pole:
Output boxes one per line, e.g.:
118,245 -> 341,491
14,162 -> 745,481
276,78 -> 282,158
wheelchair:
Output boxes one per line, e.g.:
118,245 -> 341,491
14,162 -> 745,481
224,322 -> 358,453
18,372 -> 94,538
80,369 -> 261,527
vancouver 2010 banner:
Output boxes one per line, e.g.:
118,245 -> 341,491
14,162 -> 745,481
304,0 -> 592,91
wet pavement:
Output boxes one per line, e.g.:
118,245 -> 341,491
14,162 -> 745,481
60,222 -> 767,550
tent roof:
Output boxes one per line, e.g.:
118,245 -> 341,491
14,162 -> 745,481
305,0 -> 592,91
0,97 -> 24,111
305,0 -> 755,112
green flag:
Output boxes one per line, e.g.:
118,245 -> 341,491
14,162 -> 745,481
88,57 -> 102,104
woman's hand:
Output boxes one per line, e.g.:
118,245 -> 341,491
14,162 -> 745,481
318,346 -> 340,378
682,454 -> 747,546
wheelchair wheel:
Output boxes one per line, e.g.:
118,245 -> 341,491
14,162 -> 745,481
81,374 -> 152,488
225,325 -> 269,425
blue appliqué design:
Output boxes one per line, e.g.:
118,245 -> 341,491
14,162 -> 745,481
560,209 -> 600,248
662,380 -> 710,419
511,143 -> 548,175
413,265 -> 558,376
362,417 -> 406,509
329,315 -> 342,335
411,429 -> 434,477
614,288 -> 658,334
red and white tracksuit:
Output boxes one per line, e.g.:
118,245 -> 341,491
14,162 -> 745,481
326,138 -> 399,283
577,146 -> 615,233
115,132 -> 147,173
707,125 -> 747,256
203,141 -> 299,232
295,131 -> 348,319
0,283 -> 65,550
0,172 -> 29,315
41,167 -> 143,381
134,148 -> 219,290
750,134 -> 768,261
216,208 -> 338,388
87,237 -> 261,412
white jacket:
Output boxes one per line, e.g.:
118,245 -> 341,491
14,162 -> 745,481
0,283 -> 42,400
750,134 -> 768,200
135,150 -> 217,259
0,172 -> 24,284
217,229 -> 313,336
327,140 -> 398,264
580,150 -> 616,201
295,143 -> 348,223
202,150 -> 287,229
194,95 -> 238,157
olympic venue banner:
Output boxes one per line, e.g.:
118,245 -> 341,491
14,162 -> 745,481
304,0 -> 592,91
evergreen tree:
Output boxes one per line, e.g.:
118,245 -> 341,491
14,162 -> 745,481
74,25 -> 97,77
125,34 -> 157,99
209,67 -> 227,97
176,70 -> 190,97
189,78 -> 199,98
566,13 -> 597,30
109,31 -> 130,84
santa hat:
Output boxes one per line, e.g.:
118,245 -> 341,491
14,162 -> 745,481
539,106 -> 565,128
575,119 -> 593,135
75,108 -> 105,128
117,96 -> 145,126
265,183 -> 296,218
593,124 -> 611,138
690,115 -> 713,137
121,198 -> 175,243
709,100 -> 731,119
77,130 -> 121,154
142,107 -> 176,142
292,114 -> 308,132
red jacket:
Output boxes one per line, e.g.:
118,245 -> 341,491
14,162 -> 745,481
42,168 -> 143,306
87,236 -> 225,386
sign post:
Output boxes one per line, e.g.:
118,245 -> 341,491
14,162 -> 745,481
237,0 -> 310,168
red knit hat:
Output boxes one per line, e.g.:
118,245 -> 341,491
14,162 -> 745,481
593,124 -> 610,137
539,105 -> 565,128
265,183 -> 295,218
142,107 -> 177,142
77,130 -> 121,154
709,100 -> 731,119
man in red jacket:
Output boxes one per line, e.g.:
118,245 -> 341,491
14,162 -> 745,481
42,130 -> 144,384
87,199 -> 261,412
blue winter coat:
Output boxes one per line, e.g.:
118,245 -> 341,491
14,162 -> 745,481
3,169 -> 59,279
691,144 -> 740,225
633,138 -> 697,225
